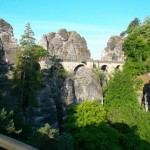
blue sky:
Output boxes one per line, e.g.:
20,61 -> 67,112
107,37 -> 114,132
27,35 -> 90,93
0,0 -> 150,59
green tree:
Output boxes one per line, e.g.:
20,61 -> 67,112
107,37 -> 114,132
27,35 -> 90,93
104,69 -> 150,144
104,71 -> 139,112
13,23 -> 47,109
126,18 -> 140,34
123,33 -> 149,62
120,18 -> 140,36
123,17 -> 150,75
64,100 -> 121,150
20,22 -> 35,50
65,100 -> 106,130
144,16 -> 150,25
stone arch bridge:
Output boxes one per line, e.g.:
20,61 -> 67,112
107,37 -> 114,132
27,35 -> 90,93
39,59 -> 124,74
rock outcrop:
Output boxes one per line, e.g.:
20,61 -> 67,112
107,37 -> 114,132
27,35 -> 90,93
39,29 -> 91,61
33,84 -> 58,127
34,65 -> 103,128
0,19 -> 18,64
62,66 -> 103,105
142,80 -> 150,112
101,36 -> 125,61
0,19 -> 18,108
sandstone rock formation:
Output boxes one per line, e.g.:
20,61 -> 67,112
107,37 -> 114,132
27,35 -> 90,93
0,38 -> 7,73
101,36 -> 125,61
0,19 -> 18,64
35,64 -> 103,127
39,29 -> 91,61
0,19 -> 18,107
33,84 -> 58,127
62,66 -> 103,105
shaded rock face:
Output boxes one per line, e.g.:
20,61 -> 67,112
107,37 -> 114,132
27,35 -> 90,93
39,29 -> 91,61
0,20 -> 18,109
101,36 -> 125,61
142,81 -> 150,111
32,85 -> 58,127
0,38 -> 8,81
0,19 -> 18,64
33,65 -> 103,128
62,67 -> 103,105
31,68 -> 66,128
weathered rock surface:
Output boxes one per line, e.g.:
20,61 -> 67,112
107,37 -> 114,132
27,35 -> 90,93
62,66 -> 103,105
101,36 -> 125,61
0,19 -> 18,64
34,65 -> 103,128
39,29 -> 91,61
32,84 -> 58,127
0,20 -> 18,108
142,81 -> 150,112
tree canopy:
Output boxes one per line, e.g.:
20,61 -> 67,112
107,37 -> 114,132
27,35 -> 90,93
20,22 -> 36,50
123,16 -> 150,75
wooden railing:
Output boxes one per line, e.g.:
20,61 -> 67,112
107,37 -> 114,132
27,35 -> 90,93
0,134 -> 38,150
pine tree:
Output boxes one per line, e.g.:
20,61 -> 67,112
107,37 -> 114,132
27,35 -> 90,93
126,18 -> 140,34
20,22 -> 36,50
13,23 -> 47,110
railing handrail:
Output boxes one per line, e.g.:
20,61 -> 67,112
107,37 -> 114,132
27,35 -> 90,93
0,134 -> 38,150
59,59 -> 124,63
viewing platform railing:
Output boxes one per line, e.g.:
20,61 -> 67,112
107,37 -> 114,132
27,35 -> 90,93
0,134 -> 38,150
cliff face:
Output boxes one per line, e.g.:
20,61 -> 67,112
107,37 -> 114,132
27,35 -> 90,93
0,19 -> 18,64
33,65 -> 103,127
0,19 -> 18,108
101,36 -> 125,61
39,29 -> 91,61
62,67 -> 103,105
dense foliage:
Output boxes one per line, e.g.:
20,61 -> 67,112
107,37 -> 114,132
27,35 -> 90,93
123,17 -> 150,75
0,108 -> 22,135
27,123 -> 74,150
65,100 -> 106,130
64,100 -> 119,150
103,17 -> 150,147
104,70 -> 150,147
64,98 -> 150,149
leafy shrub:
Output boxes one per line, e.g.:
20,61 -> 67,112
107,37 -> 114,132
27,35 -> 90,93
0,108 -> 22,134
27,123 -> 58,149
65,100 -> 106,130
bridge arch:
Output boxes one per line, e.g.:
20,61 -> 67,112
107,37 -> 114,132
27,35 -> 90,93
101,65 -> 108,72
74,64 -> 85,74
116,65 -> 120,70
49,64 -> 65,77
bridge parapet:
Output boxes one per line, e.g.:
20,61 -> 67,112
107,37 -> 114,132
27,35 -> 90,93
39,59 -> 124,74
59,59 -> 124,64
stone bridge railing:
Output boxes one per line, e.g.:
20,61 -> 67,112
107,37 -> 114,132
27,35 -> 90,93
59,59 -> 124,63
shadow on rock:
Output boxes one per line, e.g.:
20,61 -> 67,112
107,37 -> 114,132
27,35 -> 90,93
142,81 -> 150,111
